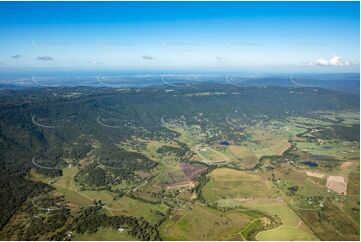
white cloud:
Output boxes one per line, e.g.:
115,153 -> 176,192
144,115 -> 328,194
311,55 -> 355,66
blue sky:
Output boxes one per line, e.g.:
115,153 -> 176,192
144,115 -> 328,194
0,1 -> 359,73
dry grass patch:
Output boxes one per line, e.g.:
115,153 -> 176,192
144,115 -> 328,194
306,171 -> 325,179
227,145 -> 258,168
340,161 -> 354,169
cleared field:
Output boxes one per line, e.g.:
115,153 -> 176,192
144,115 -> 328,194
146,162 -> 206,191
242,198 -> 317,241
342,166 -> 360,227
306,171 -> 325,178
30,167 -> 98,207
256,224 -> 317,241
195,145 -> 229,164
335,158 -> 359,179
144,140 -> 179,161
244,199 -> 299,225
295,140 -> 359,160
243,128 -> 290,158
180,162 -> 207,180
159,203 -> 251,240
49,167 -> 93,207
340,161 -> 354,169
266,120 -> 307,137
81,190 -> 114,203
73,227 -> 137,241
162,122 -> 203,146
315,111 -> 359,126
54,186 -> 94,207
270,164 -> 330,197
107,196 -> 168,225
287,116 -> 333,128
293,200 -> 360,241
223,145 -> 258,169
52,167 -> 116,207
156,164 -> 186,184
202,168 -> 275,203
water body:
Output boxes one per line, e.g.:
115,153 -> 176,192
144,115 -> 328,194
219,140 -> 230,146
302,161 -> 318,168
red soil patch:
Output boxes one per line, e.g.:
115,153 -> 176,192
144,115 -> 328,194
180,162 -> 208,180
158,163 -> 207,188
326,176 -> 347,195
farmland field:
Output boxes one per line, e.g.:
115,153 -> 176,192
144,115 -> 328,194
159,203 -> 252,240
201,168 -> 275,203
73,227 -> 137,241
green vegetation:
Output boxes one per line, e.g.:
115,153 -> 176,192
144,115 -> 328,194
73,227 -> 137,241
0,84 -> 359,240
108,196 -> 169,225
159,203 -> 251,240
202,168 -> 275,203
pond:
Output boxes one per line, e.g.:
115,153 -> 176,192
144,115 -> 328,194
302,161 -> 318,168
219,140 -> 230,146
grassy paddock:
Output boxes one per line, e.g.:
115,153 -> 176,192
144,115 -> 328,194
159,203 -> 251,240
73,227 -> 137,241
202,168 -> 275,203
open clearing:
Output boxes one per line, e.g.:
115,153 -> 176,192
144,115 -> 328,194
195,144 -> 229,164
256,224 -> 317,241
243,128 -> 291,158
241,198 -> 317,241
202,168 -> 275,204
201,167 -> 318,240
340,161 -> 354,169
73,227 -> 137,241
107,196 -> 169,225
306,171 -> 325,179
294,140 -> 359,161
159,203 -> 251,240
32,166 -> 116,208
221,145 -> 259,169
